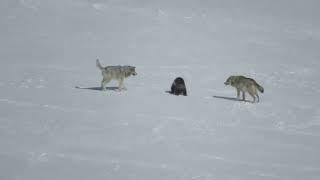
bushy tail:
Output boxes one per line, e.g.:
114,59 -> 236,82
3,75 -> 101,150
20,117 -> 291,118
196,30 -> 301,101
96,59 -> 103,70
255,82 -> 264,93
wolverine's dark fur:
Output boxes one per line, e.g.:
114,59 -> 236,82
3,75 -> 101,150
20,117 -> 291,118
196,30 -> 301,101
170,77 -> 187,96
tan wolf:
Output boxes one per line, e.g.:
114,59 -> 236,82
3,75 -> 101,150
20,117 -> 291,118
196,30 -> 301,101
224,75 -> 264,103
96,59 -> 137,91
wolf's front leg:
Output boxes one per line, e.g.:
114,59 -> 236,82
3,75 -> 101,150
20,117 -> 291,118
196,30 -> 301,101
237,88 -> 240,99
118,78 -> 126,91
101,77 -> 111,91
101,80 -> 106,91
242,91 -> 246,101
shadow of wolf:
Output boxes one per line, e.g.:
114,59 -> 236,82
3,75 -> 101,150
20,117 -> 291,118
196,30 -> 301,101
212,95 -> 251,102
75,86 -> 119,91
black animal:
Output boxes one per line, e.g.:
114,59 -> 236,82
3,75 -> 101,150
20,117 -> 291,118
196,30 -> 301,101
169,77 -> 187,96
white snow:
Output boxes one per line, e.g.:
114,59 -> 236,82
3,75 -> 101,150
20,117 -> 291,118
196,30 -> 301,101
1,0 -> 320,179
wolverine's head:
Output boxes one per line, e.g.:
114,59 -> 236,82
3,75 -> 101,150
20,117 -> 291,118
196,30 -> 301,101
174,77 -> 185,85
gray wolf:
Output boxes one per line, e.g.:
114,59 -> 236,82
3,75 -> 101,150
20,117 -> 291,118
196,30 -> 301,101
169,77 -> 187,96
224,75 -> 264,103
96,59 -> 137,91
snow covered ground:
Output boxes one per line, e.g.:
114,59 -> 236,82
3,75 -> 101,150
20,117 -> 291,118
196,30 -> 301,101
1,0 -> 320,179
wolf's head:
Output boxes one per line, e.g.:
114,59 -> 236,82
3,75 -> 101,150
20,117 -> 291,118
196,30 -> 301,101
124,66 -> 137,77
224,76 -> 235,86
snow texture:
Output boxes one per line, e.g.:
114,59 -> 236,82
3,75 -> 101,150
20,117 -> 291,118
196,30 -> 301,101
1,0 -> 320,179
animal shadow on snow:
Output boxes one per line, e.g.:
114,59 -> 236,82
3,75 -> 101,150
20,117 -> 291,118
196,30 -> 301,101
75,86 -> 119,91
165,90 -> 186,96
213,95 -> 251,103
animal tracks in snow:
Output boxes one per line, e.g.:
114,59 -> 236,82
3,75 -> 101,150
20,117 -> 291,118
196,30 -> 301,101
0,77 -> 47,89
0,98 -> 96,113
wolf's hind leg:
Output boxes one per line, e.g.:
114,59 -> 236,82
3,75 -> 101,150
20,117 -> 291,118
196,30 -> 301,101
253,88 -> 259,102
101,77 -> 111,91
248,92 -> 256,103
118,78 -> 126,90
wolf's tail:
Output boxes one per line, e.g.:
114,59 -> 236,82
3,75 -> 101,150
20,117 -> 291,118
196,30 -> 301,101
96,59 -> 103,70
254,82 -> 264,93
